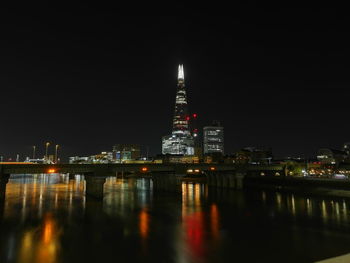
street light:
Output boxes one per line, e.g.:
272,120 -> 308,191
55,145 -> 59,164
32,146 -> 36,159
45,142 -> 50,163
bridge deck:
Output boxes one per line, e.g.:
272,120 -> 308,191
0,163 -> 285,176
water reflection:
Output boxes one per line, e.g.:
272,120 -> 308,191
4,174 -> 85,222
210,204 -> 220,240
103,177 -> 152,217
1,174 -> 350,262
139,208 -> 149,239
180,183 -> 222,263
181,183 -> 205,262
10,212 -> 60,263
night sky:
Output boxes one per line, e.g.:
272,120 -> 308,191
0,6 -> 349,160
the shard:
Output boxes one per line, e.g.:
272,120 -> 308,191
162,65 -> 194,155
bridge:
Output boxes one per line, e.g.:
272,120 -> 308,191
0,163 -> 286,199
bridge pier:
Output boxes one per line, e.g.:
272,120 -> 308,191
152,173 -> 182,193
207,173 -> 218,187
216,174 -> 223,188
207,173 -> 214,186
116,171 -> 124,178
222,174 -> 229,188
236,173 -> 245,189
0,174 -> 10,201
226,174 -> 236,188
85,176 -> 106,200
206,172 -> 244,190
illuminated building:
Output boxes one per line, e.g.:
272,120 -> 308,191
69,152 -> 113,164
236,147 -> 273,164
317,148 -> 347,165
161,154 -> 199,164
343,142 -> 350,155
91,152 -> 114,163
203,121 -> 224,155
162,65 -> 194,155
24,158 -> 46,164
69,156 -> 89,164
190,113 -> 202,158
69,145 -> 141,164
113,144 -> 141,162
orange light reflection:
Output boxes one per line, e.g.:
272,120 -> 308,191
210,204 -> 220,239
139,209 -> 149,239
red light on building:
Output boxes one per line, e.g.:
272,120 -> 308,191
193,113 -> 197,118
186,116 -> 190,121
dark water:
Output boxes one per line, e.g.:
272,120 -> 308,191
1,174 -> 350,263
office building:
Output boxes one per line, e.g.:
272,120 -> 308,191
113,144 -> 141,162
203,121 -> 224,155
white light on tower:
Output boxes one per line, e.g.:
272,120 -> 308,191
178,64 -> 184,80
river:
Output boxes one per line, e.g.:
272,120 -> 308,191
1,174 -> 350,262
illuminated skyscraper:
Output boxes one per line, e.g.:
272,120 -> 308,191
203,121 -> 224,155
162,65 -> 194,155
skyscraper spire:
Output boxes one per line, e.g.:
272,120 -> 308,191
173,64 -> 189,134
178,64 -> 184,80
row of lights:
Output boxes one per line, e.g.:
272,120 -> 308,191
142,167 -> 217,174
187,167 -> 216,173
45,166 -> 217,175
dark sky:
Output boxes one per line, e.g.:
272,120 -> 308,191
0,6 -> 349,160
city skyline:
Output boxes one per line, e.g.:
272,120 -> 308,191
1,7 -> 349,160
3,6 -> 350,263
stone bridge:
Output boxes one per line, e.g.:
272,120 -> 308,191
0,163 -> 286,199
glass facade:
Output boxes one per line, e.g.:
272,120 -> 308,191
203,125 -> 224,155
113,144 -> 141,162
162,65 -> 194,155
162,134 -> 194,155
